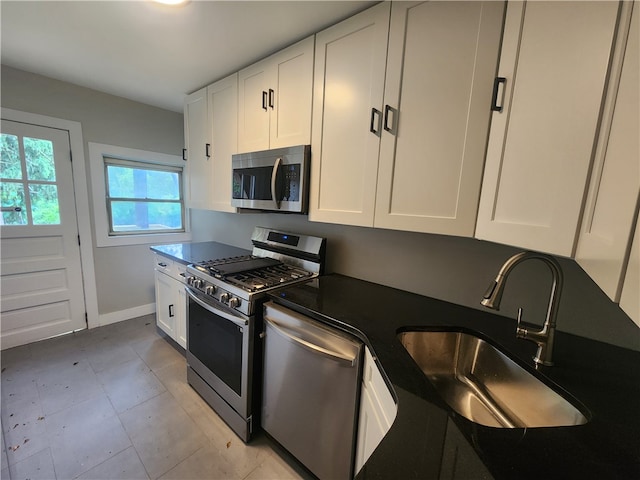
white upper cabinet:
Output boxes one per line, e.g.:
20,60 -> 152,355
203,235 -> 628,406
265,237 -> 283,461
207,74 -> 238,213
475,1 -> 620,256
375,1 -> 504,235
310,1 -> 504,234
238,36 -> 314,153
576,3 -> 639,303
183,87 -> 208,208
309,2 -> 390,227
183,74 -> 238,212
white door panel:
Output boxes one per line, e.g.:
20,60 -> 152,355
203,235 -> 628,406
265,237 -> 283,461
1,119 -> 86,348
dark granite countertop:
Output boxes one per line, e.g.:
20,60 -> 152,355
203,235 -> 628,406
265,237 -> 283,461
268,274 -> 640,480
150,241 -> 251,265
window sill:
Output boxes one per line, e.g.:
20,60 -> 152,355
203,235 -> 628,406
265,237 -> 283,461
97,231 -> 192,248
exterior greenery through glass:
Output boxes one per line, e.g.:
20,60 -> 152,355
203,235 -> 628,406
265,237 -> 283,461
104,157 -> 184,235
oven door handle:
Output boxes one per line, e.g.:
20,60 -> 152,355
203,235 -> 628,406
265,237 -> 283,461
186,287 -> 248,327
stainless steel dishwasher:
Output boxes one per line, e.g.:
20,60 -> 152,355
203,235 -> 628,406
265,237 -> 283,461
261,301 -> 363,480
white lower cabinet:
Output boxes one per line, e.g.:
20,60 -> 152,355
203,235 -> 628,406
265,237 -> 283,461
153,254 -> 187,348
356,347 -> 397,474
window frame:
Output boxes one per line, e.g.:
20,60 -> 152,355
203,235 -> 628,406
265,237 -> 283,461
89,142 -> 191,247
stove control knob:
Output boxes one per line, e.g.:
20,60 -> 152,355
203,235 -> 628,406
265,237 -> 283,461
220,292 -> 229,304
186,276 -> 196,286
205,285 -> 216,296
228,297 -> 240,309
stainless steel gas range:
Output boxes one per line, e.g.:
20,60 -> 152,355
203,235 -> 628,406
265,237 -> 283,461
184,227 -> 326,442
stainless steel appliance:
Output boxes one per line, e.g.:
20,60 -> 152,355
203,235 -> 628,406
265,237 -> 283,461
262,301 -> 363,480
185,227 -> 325,442
231,145 -> 310,213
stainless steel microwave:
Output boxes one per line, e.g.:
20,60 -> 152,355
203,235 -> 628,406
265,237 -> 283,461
231,145 -> 310,213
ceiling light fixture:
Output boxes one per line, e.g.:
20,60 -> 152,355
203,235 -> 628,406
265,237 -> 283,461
153,0 -> 189,6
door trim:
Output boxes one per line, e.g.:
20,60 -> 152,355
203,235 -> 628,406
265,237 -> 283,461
1,107 -> 99,329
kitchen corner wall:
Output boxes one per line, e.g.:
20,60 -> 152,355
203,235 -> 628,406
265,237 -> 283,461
0,65 -> 184,319
190,209 -> 640,352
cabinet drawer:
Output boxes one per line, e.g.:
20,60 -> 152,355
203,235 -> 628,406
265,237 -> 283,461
153,254 -> 187,284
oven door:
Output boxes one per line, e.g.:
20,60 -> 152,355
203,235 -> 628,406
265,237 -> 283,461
185,287 -> 253,418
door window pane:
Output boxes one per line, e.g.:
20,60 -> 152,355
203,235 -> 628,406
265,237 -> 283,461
24,137 -> 56,181
1,134 -> 22,180
0,182 -> 27,225
29,184 -> 60,225
0,134 -> 62,227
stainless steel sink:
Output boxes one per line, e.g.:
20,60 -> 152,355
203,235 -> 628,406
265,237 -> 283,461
398,330 -> 589,428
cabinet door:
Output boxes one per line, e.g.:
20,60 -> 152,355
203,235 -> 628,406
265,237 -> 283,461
355,348 -> 397,474
175,283 -> 187,348
238,60 -> 270,153
476,1 -> 619,256
184,87 -> 211,209
155,269 -> 176,338
207,73 -> 238,213
375,1 -> 504,236
309,2 -> 390,227
269,36 -> 314,149
576,3 -> 639,301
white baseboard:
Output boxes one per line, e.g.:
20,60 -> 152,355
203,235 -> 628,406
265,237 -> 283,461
93,303 -> 156,328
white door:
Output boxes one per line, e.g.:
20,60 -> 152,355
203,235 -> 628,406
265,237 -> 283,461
1,119 -> 87,349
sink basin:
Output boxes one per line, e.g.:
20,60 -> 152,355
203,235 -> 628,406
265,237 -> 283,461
398,330 -> 589,428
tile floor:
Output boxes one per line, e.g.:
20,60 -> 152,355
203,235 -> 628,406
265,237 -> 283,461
1,315 -> 308,480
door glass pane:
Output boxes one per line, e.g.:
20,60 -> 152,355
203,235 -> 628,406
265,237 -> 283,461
1,182 -> 27,225
24,137 -> 56,181
29,184 -> 61,225
1,134 -> 22,180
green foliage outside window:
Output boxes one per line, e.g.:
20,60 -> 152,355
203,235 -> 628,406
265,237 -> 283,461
1,134 -> 61,225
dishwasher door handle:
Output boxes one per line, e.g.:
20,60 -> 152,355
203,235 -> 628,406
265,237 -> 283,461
265,317 -> 356,367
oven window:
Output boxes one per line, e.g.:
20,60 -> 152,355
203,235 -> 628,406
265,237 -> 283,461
188,297 -> 243,395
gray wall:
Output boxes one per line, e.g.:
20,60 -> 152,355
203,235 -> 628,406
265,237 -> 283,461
191,209 -> 640,351
1,66 -> 184,315
3,65 -> 637,352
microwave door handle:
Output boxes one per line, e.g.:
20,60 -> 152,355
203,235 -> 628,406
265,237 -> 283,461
271,157 -> 282,209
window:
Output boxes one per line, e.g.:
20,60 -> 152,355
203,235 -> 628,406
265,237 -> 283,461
89,143 -> 190,247
105,158 -> 184,235
1,133 -> 61,226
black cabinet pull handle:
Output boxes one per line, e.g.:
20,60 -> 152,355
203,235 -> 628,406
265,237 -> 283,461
491,77 -> 507,112
268,89 -> 275,109
169,304 -> 174,318
206,143 -> 211,158
262,91 -> 268,111
182,148 -> 187,161
383,105 -> 397,135
158,262 -> 168,268
370,108 -> 382,137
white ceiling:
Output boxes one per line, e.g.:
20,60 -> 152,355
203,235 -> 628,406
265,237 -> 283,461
1,0 -> 376,113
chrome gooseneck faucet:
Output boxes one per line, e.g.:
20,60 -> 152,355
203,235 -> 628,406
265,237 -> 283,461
481,251 -> 564,367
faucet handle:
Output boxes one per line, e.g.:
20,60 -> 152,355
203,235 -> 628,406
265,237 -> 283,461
516,307 -> 527,338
